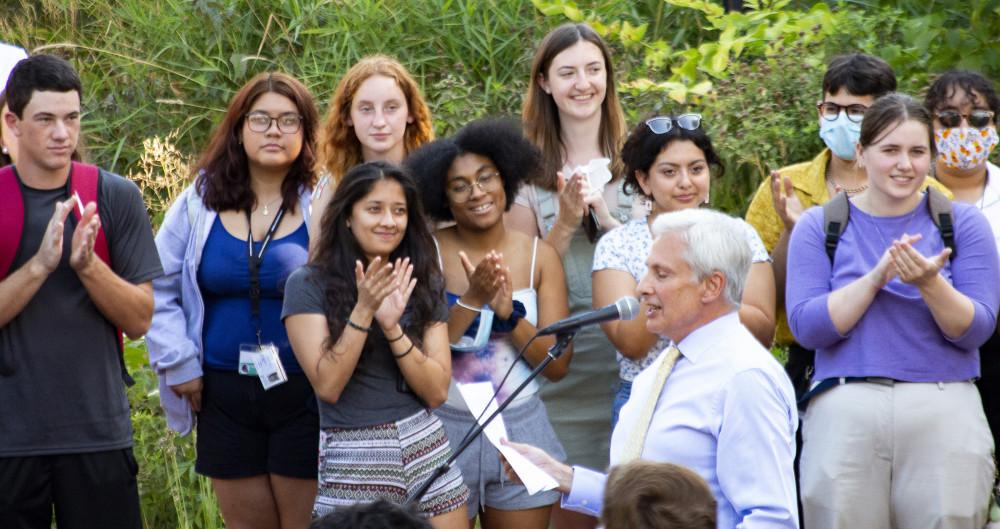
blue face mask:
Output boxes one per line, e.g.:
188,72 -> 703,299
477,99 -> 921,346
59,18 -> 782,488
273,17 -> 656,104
819,112 -> 862,161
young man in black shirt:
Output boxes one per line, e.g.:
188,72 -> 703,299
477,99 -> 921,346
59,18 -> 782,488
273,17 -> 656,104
0,54 -> 162,529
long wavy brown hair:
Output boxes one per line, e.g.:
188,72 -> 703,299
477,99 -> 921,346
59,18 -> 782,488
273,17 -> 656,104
194,72 -> 319,213
310,161 -> 444,354
317,56 -> 434,186
522,23 -> 626,190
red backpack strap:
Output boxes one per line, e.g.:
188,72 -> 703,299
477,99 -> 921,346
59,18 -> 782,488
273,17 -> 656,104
69,162 -> 133,386
69,162 -> 111,267
0,165 -> 25,279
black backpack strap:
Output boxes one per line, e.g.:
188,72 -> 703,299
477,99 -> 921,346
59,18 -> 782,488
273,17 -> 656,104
822,192 -> 850,263
926,187 -> 956,260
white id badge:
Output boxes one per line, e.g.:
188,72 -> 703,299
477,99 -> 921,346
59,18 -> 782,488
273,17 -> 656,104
238,344 -> 260,376
252,343 -> 288,390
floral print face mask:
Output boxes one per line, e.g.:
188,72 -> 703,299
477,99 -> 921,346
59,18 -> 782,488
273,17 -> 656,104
935,126 -> 999,170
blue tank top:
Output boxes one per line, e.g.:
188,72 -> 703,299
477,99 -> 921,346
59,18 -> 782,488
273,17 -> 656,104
198,216 -> 308,373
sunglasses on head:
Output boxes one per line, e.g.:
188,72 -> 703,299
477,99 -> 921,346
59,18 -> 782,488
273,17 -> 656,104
936,109 -> 996,129
645,113 -> 702,134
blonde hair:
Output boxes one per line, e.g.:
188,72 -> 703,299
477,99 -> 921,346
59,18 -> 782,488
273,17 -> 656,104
522,23 -> 626,190
318,55 -> 434,184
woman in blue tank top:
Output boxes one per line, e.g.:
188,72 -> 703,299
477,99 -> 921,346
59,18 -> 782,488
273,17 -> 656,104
147,72 -> 320,529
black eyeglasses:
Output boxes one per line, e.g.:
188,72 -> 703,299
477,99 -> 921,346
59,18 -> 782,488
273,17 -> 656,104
936,109 -> 996,129
645,114 -> 702,134
817,102 -> 867,123
245,111 -> 303,134
447,172 -> 502,203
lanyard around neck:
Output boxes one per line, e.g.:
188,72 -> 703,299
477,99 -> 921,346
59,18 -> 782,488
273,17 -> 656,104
246,206 -> 286,344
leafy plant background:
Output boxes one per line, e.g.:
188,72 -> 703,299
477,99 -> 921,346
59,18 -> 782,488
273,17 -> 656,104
6,0 -> 998,526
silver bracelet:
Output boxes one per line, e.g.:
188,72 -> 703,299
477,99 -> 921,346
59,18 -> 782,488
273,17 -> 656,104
455,299 -> 482,313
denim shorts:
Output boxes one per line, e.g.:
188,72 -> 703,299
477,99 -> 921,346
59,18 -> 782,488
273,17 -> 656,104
435,396 -> 565,516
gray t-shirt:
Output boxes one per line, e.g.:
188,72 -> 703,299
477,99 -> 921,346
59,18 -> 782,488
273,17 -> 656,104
282,265 -> 447,429
0,167 -> 162,457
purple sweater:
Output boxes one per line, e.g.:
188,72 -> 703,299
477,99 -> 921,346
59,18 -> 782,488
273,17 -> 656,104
787,198 -> 999,382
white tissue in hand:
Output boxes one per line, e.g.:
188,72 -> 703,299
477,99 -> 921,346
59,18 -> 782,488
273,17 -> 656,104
563,158 -> 612,199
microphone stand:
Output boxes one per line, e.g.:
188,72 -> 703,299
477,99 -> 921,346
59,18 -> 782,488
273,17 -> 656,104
405,331 -> 576,507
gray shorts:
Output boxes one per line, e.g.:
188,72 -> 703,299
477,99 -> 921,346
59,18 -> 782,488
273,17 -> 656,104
435,396 -> 565,516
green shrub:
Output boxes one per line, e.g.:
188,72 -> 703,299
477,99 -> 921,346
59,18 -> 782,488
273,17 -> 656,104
126,340 -> 223,529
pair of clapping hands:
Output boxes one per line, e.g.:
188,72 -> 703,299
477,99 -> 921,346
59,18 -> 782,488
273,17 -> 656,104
770,171 -> 950,288
33,194 -> 102,275
457,250 -> 514,320
355,257 -> 418,329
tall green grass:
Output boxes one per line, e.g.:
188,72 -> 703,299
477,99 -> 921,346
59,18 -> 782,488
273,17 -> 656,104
5,1 -> 999,217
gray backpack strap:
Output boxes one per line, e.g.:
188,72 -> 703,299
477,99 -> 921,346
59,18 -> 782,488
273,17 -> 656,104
926,187 -> 956,259
822,192 -> 850,263
535,186 -> 559,235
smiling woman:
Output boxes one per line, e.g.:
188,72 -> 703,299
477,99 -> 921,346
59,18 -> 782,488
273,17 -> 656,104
505,29 -> 637,520
786,93 -> 999,528
593,114 -> 774,428
282,161 -> 469,528
407,118 -> 570,529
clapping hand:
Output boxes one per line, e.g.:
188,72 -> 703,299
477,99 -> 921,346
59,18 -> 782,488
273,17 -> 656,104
890,234 -> 950,288
32,196 -> 77,274
373,258 -> 416,329
770,170 -> 804,229
355,257 -> 397,314
458,250 -> 504,308
70,202 -> 101,272
488,264 -> 514,320
554,170 -> 590,229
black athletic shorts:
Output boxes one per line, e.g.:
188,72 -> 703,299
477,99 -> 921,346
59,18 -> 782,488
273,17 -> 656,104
196,368 -> 319,479
0,448 -> 142,529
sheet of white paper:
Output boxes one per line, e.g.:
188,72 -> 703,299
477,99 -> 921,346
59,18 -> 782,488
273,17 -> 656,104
456,382 -> 559,494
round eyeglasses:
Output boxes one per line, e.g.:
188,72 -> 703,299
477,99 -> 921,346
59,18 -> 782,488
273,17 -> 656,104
645,114 -> 702,134
245,111 -> 303,134
447,172 -> 502,203
817,102 -> 867,123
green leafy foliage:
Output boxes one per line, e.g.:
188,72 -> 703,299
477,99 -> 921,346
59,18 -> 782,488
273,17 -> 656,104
126,340 -> 223,528
8,0 -> 997,523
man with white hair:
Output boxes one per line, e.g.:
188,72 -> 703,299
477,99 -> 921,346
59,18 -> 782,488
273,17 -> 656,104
507,208 -> 798,528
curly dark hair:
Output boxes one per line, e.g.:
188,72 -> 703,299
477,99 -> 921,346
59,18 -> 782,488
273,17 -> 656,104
194,72 -> 319,214
406,117 -> 540,222
621,115 -> 724,198
924,70 -> 1000,127
309,161 -> 444,352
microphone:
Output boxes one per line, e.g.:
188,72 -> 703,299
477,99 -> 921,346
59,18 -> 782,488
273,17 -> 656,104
537,296 -> 640,336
